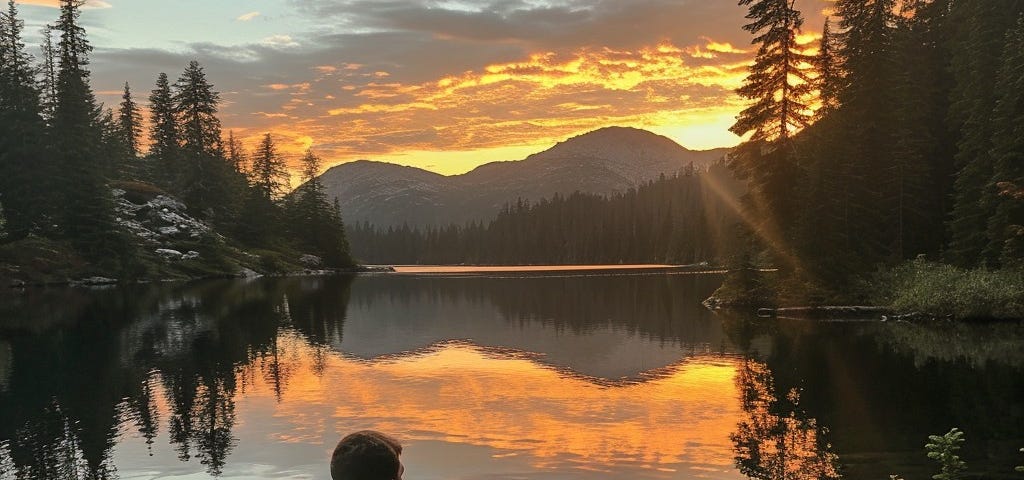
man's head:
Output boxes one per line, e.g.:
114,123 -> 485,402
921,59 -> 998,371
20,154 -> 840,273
330,430 -> 404,480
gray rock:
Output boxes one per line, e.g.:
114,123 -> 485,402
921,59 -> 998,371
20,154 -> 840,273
73,277 -> 118,286
237,267 -> 262,278
182,251 -> 200,261
299,254 -> 322,267
156,248 -> 184,260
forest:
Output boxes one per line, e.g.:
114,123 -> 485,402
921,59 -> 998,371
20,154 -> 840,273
348,162 -> 744,265
0,0 -> 352,281
720,0 -> 1024,298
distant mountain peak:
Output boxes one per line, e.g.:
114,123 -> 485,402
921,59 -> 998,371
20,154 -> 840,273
320,126 -> 730,227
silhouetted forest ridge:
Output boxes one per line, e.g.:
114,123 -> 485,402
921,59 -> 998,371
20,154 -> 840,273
348,161 -> 745,265
707,0 -> 1024,314
319,126 -> 729,228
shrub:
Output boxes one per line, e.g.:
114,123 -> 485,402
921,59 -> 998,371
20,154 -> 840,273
885,259 -> 1024,320
926,428 -> 966,480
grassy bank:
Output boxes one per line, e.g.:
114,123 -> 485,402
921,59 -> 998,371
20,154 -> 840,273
0,235 -> 307,287
877,259 -> 1024,320
707,259 -> 1024,321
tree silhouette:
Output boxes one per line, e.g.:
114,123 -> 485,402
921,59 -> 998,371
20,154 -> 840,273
731,359 -> 841,480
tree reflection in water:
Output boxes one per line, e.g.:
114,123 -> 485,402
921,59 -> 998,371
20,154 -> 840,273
732,359 -> 841,480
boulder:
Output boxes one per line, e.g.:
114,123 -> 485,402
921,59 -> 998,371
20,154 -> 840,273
156,249 -> 184,260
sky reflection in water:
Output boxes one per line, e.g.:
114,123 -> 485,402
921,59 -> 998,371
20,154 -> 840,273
1,272 -> 1021,480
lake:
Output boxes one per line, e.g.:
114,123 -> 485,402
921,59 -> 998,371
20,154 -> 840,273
0,270 -> 1022,480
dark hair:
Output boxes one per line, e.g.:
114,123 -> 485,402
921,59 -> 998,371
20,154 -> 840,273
330,430 -> 402,480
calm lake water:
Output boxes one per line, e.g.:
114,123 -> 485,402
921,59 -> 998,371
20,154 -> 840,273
0,270 -> 1022,480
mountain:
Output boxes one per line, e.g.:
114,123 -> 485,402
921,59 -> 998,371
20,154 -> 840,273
319,127 -> 730,228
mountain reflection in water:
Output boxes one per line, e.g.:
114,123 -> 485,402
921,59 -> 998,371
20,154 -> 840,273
0,273 -> 1021,480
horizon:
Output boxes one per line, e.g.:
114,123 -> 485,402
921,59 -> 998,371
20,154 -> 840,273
321,125 -> 733,177
14,0 -> 830,178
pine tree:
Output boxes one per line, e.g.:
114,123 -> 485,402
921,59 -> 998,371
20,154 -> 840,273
987,15 -> 1024,264
886,0 -> 953,260
117,82 -> 141,158
731,0 -> 813,144
225,130 -> 246,174
729,0 -> 813,266
232,133 -> 286,247
0,0 -> 51,239
174,61 -> 221,159
828,0 -> 899,265
947,0 -> 1024,266
148,72 -> 179,187
50,0 -> 119,258
173,61 -> 232,215
814,18 -> 842,117
250,133 -> 287,200
39,24 -> 57,120
287,149 -> 352,266
114,81 -> 144,180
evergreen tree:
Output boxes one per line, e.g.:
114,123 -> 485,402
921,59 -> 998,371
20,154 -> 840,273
731,0 -> 813,144
234,133 -> 286,247
39,24 -> 57,120
98,107 -> 127,178
287,149 -> 352,266
117,82 -> 141,159
115,81 -> 144,180
826,0 -> 899,266
887,0 -> 954,260
148,72 -> 179,187
0,0 -> 50,238
987,15 -> 1024,264
729,0 -> 813,266
173,61 -> 232,215
174,61 -> 221,159
250,133 -> 287,200
50,0 -> 119,258
947,0 -> 1024,266
225,130 -> 246,174
814,18 -> 842,117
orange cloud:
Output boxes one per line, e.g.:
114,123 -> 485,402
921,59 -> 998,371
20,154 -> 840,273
17,0 -> 111,8
222,35 -> 783,179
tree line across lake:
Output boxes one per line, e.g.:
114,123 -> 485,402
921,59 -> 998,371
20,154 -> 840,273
0,0 -> 352,277
349,162 -> 745,265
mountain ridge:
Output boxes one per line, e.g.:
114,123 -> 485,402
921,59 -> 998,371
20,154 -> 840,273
319,126 -> 731,228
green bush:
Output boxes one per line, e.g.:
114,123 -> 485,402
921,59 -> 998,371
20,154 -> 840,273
926,428 -> 967,480
885,259 -> 1024,320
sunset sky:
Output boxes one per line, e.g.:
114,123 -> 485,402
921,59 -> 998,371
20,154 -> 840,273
16,0 -> 831,176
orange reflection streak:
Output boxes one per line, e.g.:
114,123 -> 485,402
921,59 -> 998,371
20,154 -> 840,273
235,332 -> 744,476
391,264 -> 685,274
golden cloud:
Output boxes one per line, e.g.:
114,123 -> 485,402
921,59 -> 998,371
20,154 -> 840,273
225,37 -> 769,179
17,0 -> 111,8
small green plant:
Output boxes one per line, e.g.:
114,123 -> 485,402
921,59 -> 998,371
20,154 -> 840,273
926,428 -> 967,480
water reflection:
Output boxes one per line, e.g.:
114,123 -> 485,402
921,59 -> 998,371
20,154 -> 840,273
0,274 -> 1021,479
718,313 -> 1024,480
732,359 -> 840,480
